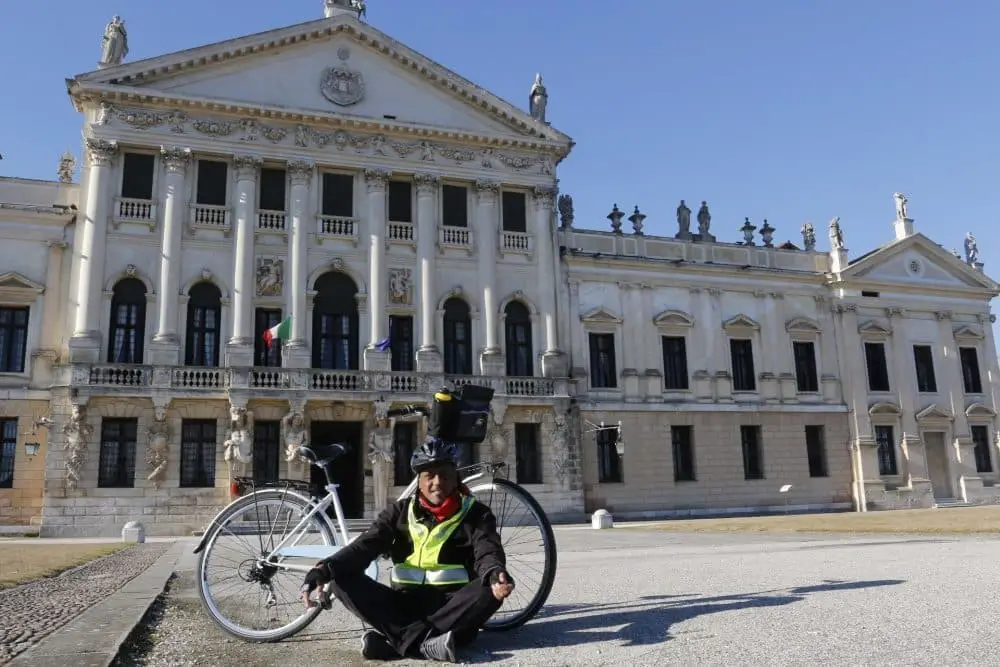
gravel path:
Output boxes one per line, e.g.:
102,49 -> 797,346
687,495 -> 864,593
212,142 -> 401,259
0,542 -> 171,665
117,529 -> 1000,665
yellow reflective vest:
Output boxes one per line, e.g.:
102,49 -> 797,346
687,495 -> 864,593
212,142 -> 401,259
390,495 -> 475,588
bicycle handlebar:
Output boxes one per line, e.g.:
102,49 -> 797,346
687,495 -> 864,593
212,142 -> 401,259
386,404 -> 430,418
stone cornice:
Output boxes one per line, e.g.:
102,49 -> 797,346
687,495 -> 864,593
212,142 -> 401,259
68,18 -> 573,150
561,252 -> 829,286
828,276 -> 998,300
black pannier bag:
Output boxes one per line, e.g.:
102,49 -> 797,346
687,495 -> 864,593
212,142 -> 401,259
427,384 -> 494,444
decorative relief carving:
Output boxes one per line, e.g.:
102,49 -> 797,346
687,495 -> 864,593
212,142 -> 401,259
160,146 -> 191,173
85,137 -> 118,167
223,405 -> 253,475
935,310 -> 953,320
255,257 -> 283,297
102,104 -> 555,175
287,159 -> 315,185
233,153 -> 263,179
364,168 -> 392,190
388,268 -> 413,305
551,412 -> 571,487
62,404 -> 93,491
475,179 -> 501,196
144,412 -> 170,489
282,411 -> 307,463
532,185 -> 557,209
413,172 -> 440,194
320,47 -> 366,107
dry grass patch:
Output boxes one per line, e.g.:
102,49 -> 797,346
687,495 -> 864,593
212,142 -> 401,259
0,542 -> 132,589
624,506 -> 1000,534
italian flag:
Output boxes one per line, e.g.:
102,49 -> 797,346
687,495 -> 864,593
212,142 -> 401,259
263,316 -> 291,350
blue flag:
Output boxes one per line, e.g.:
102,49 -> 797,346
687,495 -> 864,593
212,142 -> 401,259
375,318 -> 392,351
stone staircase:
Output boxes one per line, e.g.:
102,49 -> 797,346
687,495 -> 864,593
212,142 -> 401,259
933,497 -> 970,509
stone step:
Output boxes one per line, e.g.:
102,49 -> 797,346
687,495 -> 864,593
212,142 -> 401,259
934,498 -> 970,508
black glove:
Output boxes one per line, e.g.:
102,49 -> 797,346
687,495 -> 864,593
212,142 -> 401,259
489,569 -> 514,587
300,562 -> 333,610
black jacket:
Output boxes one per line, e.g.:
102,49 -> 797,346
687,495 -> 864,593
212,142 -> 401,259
326,495 -> 507,586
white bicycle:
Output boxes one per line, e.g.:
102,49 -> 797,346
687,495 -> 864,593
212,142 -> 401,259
192,396 -> 558,643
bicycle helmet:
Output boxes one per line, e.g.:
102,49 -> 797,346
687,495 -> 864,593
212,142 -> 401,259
410,439 -> 460,473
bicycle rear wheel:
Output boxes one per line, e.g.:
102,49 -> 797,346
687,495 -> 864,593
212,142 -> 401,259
196,489 -> 337,642
466,478 -> 557,631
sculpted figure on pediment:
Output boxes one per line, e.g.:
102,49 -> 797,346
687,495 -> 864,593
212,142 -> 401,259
529,73 -> 548,122
99,15 -> 129,67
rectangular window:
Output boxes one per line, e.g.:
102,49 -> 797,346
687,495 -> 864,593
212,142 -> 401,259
253,421 -> 281,484
501,191 -> 527,232
913,345 -> 937,393
972,425 -> 993,474
258,167 -> 287,211
120,152 -> 155,200
388,181 -> 412,222
865,342 -> 891,392
597,427 -> 622,483
98,418 -> 138,488
671,425 -> 695,482
195,160 -> 228,206
805,425 -> 828,477
960,347 -> 984,394
662,336 -> 689,390
441,184 -> 468,228
393,422 -> 418,486
741,425 -> 764,480
0,307 -> 29,373
514,423 -> 542,484
180,419 -> 217,488
321,173 -> 354,218
254,308 -> 283,367
0,418 -> 16,489
793,341 -> 819,393
589,333 -> 617,388
730,339 -> 756,392
389,315 -> 414,372
874,425 -> 897,476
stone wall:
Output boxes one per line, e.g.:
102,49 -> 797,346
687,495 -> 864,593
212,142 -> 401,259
578,409 -> 853,516
0,399 -> 51,527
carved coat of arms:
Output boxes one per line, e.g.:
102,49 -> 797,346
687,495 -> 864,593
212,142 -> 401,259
321,47 -> 365,107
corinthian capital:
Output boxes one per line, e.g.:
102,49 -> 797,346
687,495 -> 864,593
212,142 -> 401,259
84,137 -> 119,167
532,185 -> 557,209
233,153 -> 263,180
160,146 -> 192,174
364,168 -> 392,191
287,159 -> 315,186
475,179 -> 501,199
414,172 -> 440,195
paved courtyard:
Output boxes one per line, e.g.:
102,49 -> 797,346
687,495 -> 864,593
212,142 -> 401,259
108,524 -> 1000,666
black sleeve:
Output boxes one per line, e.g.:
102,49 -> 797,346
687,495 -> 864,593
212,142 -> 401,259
324,501 -> 401,574
469,503 -> 507,584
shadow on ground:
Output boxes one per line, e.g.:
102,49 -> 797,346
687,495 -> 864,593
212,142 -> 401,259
458,578 -> 906,663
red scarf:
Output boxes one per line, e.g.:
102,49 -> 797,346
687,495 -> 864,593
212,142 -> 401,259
418,483 -> 471,522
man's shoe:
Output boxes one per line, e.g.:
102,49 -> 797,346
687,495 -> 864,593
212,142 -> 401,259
419,630 -> 457,663
361,630 -> 400,660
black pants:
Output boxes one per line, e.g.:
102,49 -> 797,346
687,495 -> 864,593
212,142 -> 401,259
327,563 -> 503,657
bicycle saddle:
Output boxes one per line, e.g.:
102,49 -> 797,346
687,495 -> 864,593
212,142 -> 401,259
296,442 -> 349,466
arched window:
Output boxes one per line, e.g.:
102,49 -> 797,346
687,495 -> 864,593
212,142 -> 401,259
504,301 -> 533,376
442,298 -> 472,375
185,282 -> 222,367
312,272 -> 359,370
107,278 -> 147,364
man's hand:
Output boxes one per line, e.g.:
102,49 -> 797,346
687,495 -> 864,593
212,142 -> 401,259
300,562 -> 333,610
491,570 -> 515,601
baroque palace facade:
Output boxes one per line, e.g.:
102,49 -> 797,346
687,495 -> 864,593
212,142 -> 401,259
1,2 -> 999,536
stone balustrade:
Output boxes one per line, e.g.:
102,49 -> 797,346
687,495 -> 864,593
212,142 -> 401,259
189,203 -> 230,232
114,197 -> 156,226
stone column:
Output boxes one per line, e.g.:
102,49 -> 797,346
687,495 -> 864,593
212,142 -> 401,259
413,173 -> 442,371
887,307 -> 930,489
363,168 -> 391,371
68,137 -> 118,362
284,159 -> 314,368
938,311 -> 980,499
475,180 -> 503,375
149,146 -> 191,364
226,154 -> 261,367
532,185 -> 565,377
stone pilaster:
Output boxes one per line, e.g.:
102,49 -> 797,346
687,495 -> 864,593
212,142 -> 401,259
226,153 -> 261,366
532,185 -> 565,377
363,168 -> 391,371
149,146 -> 191,364
886,307 -> 931,492
937,310 -> 981,500
284,159 -> 314,368
414,172 -> 442,372
68,137 -> 118,362
475,180 -> 503,375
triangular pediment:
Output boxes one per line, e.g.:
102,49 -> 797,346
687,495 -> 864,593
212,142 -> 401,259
71,17 -> 570,147
953,325 -> 985,341
0,272 -> 44,292
966,403 -> 996,418
722,314 -> 760,331
869,401 -> 901,416
785,316 -> 822,333
580,306 -> 622,324
858,320 -> 892,336
652,309 -> 694,327
842,234 -> 1000,293
916,404 -> 953,422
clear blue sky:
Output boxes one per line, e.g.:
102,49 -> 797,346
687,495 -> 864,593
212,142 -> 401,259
1,0 -> 998,265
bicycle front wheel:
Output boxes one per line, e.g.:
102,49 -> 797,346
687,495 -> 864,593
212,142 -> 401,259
196,489 -> 337,642
467,478 -> 557,631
